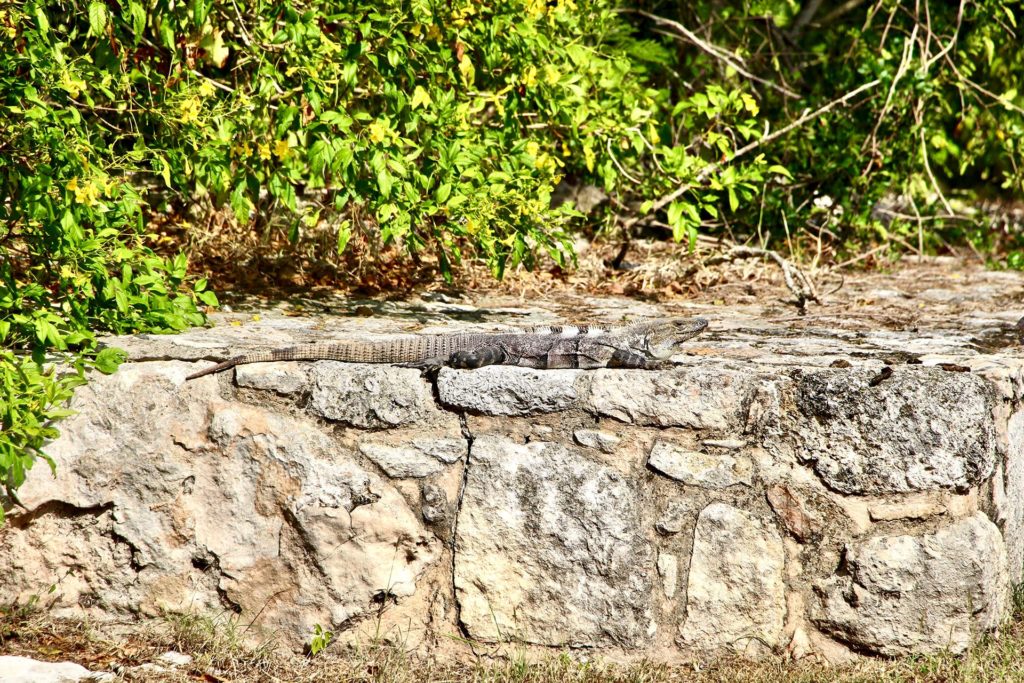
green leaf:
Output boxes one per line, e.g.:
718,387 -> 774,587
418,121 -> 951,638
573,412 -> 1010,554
377,169 -> 393,197
34,6 -> 50,35
197,290 -> 219,307
336,220 -> 352,254
88,1 -> 109,37
129,2 -> 146,35
94,348 -> 128,375
436,182 -> 452,204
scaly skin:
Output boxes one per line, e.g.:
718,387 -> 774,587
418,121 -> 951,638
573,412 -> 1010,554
184,317 -> 708,380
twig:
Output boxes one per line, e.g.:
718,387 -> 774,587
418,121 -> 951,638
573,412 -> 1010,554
705,246 -> 821,308
864,22 -> 917,159
919,124 -> 955,216
605,139 -> 642,185
829,243 -> 890,269
622,78 -> 882,232
636,11 -> 800,98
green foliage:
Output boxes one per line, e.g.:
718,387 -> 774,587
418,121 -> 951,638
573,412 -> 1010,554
308,623 -> 333,656
663,0 -> 1024,258
1,2 -> 208,515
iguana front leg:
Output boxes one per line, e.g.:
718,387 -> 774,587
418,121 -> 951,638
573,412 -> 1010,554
607,348 -> 673,370
449,346 -> 508,369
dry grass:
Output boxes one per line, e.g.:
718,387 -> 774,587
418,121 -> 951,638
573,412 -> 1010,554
5,605 -> 1024,683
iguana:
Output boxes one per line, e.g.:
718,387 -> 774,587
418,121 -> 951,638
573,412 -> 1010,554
185,317 -> 708,380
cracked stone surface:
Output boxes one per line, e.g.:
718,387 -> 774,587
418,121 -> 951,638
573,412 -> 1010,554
678,503 -> 786,655
3,268 -> 1023,661
812,513 -> 1009,656
455,435 -> 654,647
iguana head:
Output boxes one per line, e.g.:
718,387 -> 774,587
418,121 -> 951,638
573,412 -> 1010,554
631,317 -> 708,359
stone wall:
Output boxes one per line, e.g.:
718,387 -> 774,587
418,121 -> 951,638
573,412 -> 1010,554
2,310 -> 1022,663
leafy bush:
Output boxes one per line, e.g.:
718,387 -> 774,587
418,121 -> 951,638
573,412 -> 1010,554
1,2 -> 211,516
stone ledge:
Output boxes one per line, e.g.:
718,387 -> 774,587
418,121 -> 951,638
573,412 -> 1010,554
3,304 -> 1022,663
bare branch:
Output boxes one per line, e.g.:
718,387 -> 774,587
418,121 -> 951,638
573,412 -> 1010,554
635,11 -> 800,99
623,78 -> 882,231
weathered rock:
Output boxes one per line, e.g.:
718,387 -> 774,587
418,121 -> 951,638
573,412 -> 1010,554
235,361 -> 309,394
867,496 -> 945,521
455,436 -> 653,647
655,500 -> 696,536
0,362 -> 441,649
573,428 -> 622,453
0,656 -> 111,683
812,513 -> 1009,655
766,484 -> 823,542
657,552 -> 679,599
587,368 -> 761,428
420,483 -> 449,524
679,503 -> 786,654
787,368 -> 998,494
647,441 -> 753,488
309,363 -> 452,429
437,366 -> 585,415
358,438 -> 464,478
992,410 -> 1024,582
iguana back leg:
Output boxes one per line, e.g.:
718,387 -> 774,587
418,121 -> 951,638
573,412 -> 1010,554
449,346 -> 507,369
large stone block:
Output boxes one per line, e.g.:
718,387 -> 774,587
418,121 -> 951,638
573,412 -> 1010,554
0,362 -> 441,648
455,436 -> 653,647
786,368 -> 998,494
678,503 -> 786,655
308,363 -> 453,429
812,513 -> 1009,656
586,368 -> 764,428
437,366 -> 586,415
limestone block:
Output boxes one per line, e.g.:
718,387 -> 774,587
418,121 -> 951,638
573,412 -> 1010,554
573,428 -> 622,453
235,361 -> 309,394
787,368 -> 998,494
437,366 -> 586,415
812,513 -> 1009,656
308,363 -> 452,429
358,437 -> 466,479
0,656 -> 112,683
647,441 -> 753,488
992,411 -> 1024,582
455,435 -> 653,647
587,367 -> 763,428
679,503 -> 786,654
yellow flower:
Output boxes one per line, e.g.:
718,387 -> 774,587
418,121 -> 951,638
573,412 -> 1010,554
543,65 -> 560,85
198,80 -> 216,98
273,139 -> 291,160
367,120 -> 388,144
526,0 -> 546,18
178,96 -> 201,124
68,177 -> 101,207
525,140 -> 540,158
426,24 -> 442,40
231,141 -> 252,157
521,66 -> 537,88
583,144 -> 596,172
258,142 -> 272,161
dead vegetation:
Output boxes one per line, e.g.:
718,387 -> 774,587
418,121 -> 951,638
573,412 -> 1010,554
5,604 -> 1024,683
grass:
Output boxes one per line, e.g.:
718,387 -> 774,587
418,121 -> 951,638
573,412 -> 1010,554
4,606 -> 1024,683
